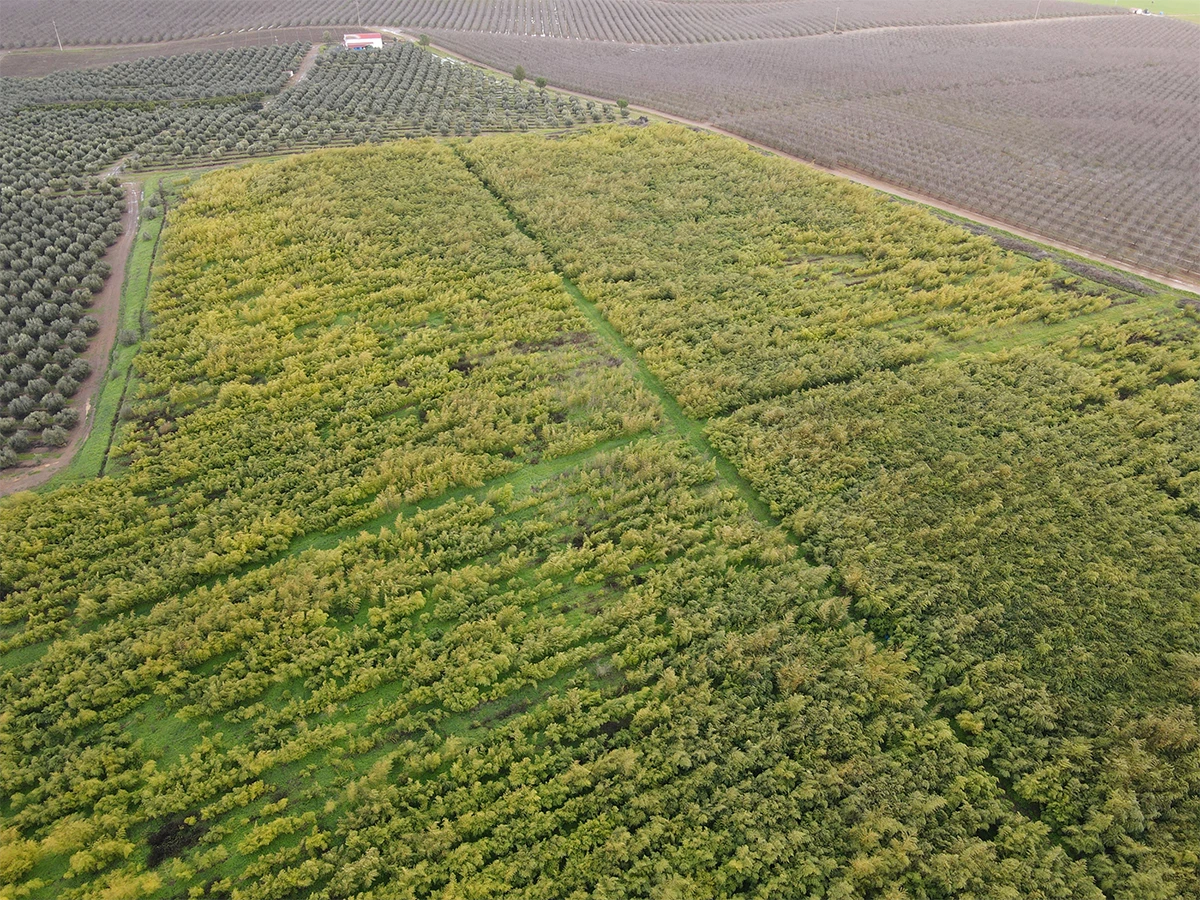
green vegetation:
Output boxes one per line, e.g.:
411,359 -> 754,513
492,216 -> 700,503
461,125 -> 1200,897
274,44 -> 610,141
2,127 -> 1197,899
2,41 -> 608,190
1060,0 -> 1200,24
0,44 -> 309,189
42,175 -> 173,488
2,40 -> 609,470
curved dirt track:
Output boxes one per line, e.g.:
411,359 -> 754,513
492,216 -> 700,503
0,182 -> 140,498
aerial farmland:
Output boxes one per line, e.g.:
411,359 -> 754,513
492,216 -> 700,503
1,3 -> 1197,899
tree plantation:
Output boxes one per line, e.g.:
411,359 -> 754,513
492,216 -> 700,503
0,184 -> 124,467
1,128 -> 1197,900
1,40 -> 599,471
1,41 -> 601,191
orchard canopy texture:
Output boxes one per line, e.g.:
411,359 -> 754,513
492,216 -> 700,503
2,128 -> 1197,899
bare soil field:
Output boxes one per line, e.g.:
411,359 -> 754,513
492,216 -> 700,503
432,14 -> 1200,279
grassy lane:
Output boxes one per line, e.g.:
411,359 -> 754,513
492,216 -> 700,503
453,144 -> 789,535
41,177 -> 167,488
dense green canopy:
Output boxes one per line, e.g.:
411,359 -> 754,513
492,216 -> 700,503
2,129 -> 1196,899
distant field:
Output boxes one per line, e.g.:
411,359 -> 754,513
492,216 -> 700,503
0,28 -> 346,78
433,14 -> 1200,278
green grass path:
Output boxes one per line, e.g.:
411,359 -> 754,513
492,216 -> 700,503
452,144 -> 789,534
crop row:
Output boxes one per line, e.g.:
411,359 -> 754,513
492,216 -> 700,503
0,0 -> 1117,49
0,43 -> 305,110
273,42 -> 612,137
1,141 -> 1116,899
0,187 -> 125,467
433,14 -> 1200,277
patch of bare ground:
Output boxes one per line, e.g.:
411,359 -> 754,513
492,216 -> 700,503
0,183 -> 139,497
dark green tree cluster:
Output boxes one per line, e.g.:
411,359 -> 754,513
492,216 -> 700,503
0,44 -> 302,109
0,44 -> 307,189
0,184 -> 124,467
1,41 -> 601,190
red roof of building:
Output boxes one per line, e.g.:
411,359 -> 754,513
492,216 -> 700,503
344,33 -> 383,40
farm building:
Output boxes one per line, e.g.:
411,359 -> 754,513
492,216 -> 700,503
343,33 -> 384,50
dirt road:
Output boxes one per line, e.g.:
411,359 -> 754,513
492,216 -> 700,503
0,182 -> 140,498
286,42 -> 322,88
263,42 -> 323,110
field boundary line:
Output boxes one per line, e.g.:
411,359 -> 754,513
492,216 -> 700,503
76,431 -> 661,635
451,144 -> 789,535
0,181 -> 141,498
418,35 -> 1200,297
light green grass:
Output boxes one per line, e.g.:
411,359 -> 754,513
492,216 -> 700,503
1061,0 -> 1200,23
43,172 -> 205,489
931,293 -> 1177,361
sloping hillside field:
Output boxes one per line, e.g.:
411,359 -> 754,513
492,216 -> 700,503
2,129 -> 1198,899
